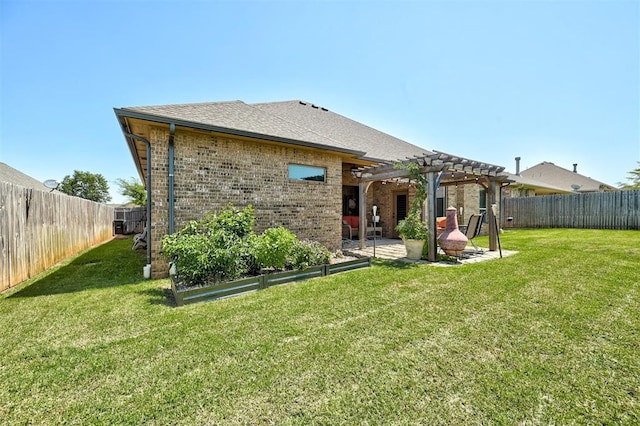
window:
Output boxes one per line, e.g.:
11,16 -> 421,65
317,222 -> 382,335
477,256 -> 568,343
436,186 -> 446,217
288,164 -> 326,183
479,188 -> 487,222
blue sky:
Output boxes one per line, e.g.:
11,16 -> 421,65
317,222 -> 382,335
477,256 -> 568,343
1,0 -> 638,204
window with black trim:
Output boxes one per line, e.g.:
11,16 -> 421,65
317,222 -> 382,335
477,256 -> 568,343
288,164 -> 326,183
479,188 -> 487,222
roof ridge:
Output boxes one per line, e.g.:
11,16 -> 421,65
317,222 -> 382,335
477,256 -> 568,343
521,160 -> 616,190
123,100 -> 245,110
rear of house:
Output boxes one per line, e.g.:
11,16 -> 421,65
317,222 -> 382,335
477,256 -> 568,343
115,100 -> 501,277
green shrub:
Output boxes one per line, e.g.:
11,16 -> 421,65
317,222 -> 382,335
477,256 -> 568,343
163,204 -> 332,286
201,204 -> 255,238
162,204 -> 257,286
254,227 -> 297,270
241,233 -> 261,276
395,211 -> 429,240
162,233 -> 215,285
289,240 -> 331,270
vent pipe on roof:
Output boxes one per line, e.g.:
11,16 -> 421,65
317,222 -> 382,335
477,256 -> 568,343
515,157 -> 521,176
573,163 -> 578,173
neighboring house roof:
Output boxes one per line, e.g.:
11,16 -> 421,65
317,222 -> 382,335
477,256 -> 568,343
505,172 -> 571,195
115,100 -> 433,163
0,162 -> 51,192
520,161 -> 618,192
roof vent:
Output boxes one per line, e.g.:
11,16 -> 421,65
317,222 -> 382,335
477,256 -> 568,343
573,163 -> 578,173
311,104 -> 319,109
321,107 -> 328,111
299,101 -> 307,105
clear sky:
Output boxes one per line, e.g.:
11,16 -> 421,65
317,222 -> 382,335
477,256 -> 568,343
1,0 -> 638,204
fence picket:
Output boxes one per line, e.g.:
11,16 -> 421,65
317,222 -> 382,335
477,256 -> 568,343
503,190 -> 640,230
1,182 -> 114,291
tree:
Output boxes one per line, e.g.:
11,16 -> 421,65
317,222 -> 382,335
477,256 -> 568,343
116,177 -> 146,206
59,170 -> 112,203
618,161 -> 640,190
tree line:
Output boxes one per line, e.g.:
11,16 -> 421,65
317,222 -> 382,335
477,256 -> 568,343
57,170 -> 145,205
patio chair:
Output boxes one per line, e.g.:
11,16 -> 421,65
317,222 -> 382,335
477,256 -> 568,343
132,226 -> 147,250
460,213 -> 485,253
342,220 -> 353,240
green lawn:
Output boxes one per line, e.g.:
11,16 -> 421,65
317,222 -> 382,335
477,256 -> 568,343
1,229 -> 638,424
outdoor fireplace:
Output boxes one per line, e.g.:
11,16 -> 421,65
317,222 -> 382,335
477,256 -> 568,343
437,207 -> 468,256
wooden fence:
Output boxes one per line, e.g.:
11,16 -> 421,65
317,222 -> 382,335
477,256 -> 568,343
0,182 -> 115,291
503,190 -> 640,230
114,206 -> 146,234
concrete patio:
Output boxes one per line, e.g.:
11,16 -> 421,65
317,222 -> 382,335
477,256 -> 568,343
342,238 -> 517,266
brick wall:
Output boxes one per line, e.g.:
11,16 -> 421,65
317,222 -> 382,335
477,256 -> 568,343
149,126 -> 342,278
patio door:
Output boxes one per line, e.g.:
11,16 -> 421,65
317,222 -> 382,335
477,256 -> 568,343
393,192 -> 408,238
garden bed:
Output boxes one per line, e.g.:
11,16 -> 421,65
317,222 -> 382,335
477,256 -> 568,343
171,256 -> 372,306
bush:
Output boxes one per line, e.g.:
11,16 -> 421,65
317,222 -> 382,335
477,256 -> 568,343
162,233 -> 214,285
163,204 -> 333,286
395,211 -> 428,240
162,204 -> 257,286
289,240 -> 331,270
253,227 -> 297,270
201,204 -> 255,238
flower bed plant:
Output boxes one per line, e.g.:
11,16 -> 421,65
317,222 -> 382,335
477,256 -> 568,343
394,162 -> 429,259
163,204 -> 368,305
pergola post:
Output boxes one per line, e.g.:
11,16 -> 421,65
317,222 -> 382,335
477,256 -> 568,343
488,180 -> 498,251
353,151 -> 507,258
426,171 -> 438,262
359,181 -> 367,249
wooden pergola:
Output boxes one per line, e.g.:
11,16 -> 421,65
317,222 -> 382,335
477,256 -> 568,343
352,151 -> 509,261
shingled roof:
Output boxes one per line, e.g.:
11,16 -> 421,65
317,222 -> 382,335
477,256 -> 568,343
0,162 -> 50,192
504,172 -> 571,194
520,161 -> 618,192
252,101 -> 432,162
116,100 -> 432,163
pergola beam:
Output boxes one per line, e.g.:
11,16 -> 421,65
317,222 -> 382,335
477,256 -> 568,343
354,149 -> 509,259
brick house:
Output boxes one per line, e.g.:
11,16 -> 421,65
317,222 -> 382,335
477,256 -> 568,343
114,100 -> 505,277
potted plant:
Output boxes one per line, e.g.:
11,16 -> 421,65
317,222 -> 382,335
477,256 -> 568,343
396,211 -> 428,259
394,162 -> 429,260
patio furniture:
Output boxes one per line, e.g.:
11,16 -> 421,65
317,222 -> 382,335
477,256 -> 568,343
342,221 -> 353,240
342,216 -> 359,239
459,213 -> 485,253
132,226 -> 147,250
436,216 -> 447,237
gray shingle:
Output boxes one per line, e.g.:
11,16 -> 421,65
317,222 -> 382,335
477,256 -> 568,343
505,172 -> 571,193
122,100 -> 432,162
252,100 -> 432,162
520,161 -> 617,192
0,162 -> 50,191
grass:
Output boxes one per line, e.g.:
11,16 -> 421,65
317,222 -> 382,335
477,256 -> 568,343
1,229 -> 639,424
